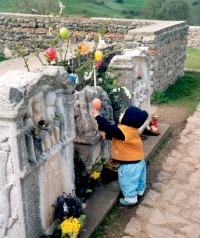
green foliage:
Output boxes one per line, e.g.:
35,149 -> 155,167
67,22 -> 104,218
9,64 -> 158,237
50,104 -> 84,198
14,45 -> 30,71
0,57 -> 7,62
151,71 -> 200,113
141,0 -> 191,21
98,71 -> 126,123
74,150 -> 105,201
185,48 -> 200,70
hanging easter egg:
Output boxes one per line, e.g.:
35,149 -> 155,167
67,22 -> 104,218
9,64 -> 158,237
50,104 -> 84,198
96,60 -> 102,67
92,98 -> 101,110
46,48 -> 56,61
59,27 -> 69,39
81,203 -> 86,210
94,50 -> 103,61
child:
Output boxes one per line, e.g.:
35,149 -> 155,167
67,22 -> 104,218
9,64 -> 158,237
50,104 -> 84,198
92,106 -> 148,205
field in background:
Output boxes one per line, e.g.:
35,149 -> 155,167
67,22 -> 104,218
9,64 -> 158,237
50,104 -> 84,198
0,0 -> 144,18
0,0 -> 15,13
0,0 -> 199,25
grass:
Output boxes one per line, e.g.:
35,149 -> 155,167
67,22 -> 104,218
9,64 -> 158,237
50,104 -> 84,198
0,0 -> 145,18
0,57 -> 7,62
185,48 -> 200,69
0,0 -> 15,12
151,48 -> 200,113
151,71 -> 200,113
91,204 -> 128,238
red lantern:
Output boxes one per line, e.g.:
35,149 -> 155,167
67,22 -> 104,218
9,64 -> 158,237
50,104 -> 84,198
46,48 -> 56,61
92,98 -> 101,110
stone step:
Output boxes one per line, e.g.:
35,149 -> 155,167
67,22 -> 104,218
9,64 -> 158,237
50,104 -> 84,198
79,123 -> 171,238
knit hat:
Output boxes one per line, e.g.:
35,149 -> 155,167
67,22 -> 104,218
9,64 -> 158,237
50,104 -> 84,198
121,106 -> 148,128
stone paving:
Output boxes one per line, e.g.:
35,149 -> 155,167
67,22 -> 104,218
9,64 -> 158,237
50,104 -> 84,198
122,104 -> 200,238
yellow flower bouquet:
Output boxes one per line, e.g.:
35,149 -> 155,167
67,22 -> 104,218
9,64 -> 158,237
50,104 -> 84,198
57,215 -> 86,238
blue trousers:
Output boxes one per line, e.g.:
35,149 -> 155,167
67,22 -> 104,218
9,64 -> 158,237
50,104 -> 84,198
118,160 -> 146,198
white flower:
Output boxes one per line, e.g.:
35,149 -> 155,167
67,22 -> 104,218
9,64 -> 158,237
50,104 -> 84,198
83,70 -> 93,81
98,78 -> 103,83
122,86 -> 131,99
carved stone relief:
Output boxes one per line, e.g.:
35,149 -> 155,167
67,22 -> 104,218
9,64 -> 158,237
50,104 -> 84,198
108,47 -> 151,132
0,66 -> 76,237
0,137 -> 17,237
24,90 -> 69,163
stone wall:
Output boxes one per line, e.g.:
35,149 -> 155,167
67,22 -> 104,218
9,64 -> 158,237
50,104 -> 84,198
125,21 -> 188,92
0,13 -> 154,57
0,13 -> 189,92
187,26 -> 200,50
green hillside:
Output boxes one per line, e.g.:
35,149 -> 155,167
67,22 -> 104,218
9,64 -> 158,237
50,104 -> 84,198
0,0 -> 15,12
0,0 -> 199,26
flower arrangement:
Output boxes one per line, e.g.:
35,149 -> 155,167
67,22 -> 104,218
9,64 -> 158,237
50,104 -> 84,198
74,151 -> 104,201
52,192 -> 86,238
58,215 -> 86,238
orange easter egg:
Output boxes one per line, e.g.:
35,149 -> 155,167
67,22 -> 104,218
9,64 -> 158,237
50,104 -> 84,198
92,98 -> 101,110
81,203 -> 86,210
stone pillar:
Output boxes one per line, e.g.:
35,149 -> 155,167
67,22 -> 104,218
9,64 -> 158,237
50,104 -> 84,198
74,85 -> 114,169
108,47 -> 151,132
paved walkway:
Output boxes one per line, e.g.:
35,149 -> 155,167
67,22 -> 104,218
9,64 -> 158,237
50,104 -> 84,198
122,105 -> 200,238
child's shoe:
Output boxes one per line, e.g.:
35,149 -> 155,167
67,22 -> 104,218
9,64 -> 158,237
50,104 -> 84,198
137,190 -> 145,196
119,197 -> 137,206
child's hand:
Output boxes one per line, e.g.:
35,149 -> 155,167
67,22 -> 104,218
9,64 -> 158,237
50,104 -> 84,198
99,131 -> 106,140
92,108 -> 99,117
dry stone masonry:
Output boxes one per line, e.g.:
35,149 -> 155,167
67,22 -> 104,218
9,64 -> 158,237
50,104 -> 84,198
187,26 -> 200,50
0,13 -> 189,92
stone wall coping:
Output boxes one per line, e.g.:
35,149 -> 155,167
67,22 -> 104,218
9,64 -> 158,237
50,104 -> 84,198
0,12 -> 89,21
128,21 -> 187,35
189,26 -> 200,29
0,13 -> 162,25
90,17 -> 160,24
